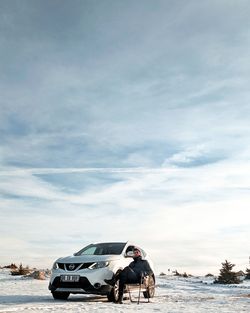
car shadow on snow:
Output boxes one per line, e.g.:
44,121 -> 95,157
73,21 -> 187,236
67,295 -> 108,302
0,295 -> 53,305
0,294 -> 108,305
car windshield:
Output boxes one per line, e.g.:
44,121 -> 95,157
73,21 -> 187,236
74,242 -> 126,256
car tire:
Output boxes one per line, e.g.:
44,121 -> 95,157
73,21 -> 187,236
143,275 -> 155,298
107,279 -> 120,302
52,291 -> 70,300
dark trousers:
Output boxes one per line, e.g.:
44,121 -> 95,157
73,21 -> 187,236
118,266 -> 140,297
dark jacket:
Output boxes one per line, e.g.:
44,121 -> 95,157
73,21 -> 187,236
129,256 -> 153,278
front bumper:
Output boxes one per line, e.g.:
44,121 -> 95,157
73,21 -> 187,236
48,276 -> 112,295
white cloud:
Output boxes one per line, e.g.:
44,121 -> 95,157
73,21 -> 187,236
1,159 -> 250,273
163,144 -> 207,165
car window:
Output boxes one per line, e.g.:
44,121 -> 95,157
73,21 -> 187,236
80,246 -> 96,255
75,242 -> 126,256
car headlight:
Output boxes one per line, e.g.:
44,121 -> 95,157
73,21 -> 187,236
88,261 -> 110,270
52,262 -> 59,270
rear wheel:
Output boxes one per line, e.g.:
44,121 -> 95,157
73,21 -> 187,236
52,292 -> 70,300
143,275 -> 155,298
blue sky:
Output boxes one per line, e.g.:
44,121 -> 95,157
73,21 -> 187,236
0,0 -> 250,274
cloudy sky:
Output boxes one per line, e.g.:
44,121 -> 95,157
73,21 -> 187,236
0,0 -> 250,275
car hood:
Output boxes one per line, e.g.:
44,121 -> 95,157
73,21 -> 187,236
56,254 -> 123,263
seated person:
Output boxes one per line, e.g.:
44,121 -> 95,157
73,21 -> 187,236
105,247 -> 153,304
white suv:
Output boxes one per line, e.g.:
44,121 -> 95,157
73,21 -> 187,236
49,241 -> 155,301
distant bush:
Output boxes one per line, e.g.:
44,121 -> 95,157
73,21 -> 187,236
27,270 -> 46,280
3,263 -> 18,269
172,270 -> 192,278
205,273 -> 214,277
159,272 -> 166,276
11,263 -> 31,276
245,268 -> 250,280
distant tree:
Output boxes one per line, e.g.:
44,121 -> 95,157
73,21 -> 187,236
159,272 -> 166,276
245,268 -> 250,280
19,263 -> 25,274
215,260 -> 241,284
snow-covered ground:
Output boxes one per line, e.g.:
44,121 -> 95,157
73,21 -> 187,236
0,269 -> 249,313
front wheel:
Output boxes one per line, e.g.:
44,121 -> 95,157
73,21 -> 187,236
52,291 -> 70,300
107,279 -> 120,302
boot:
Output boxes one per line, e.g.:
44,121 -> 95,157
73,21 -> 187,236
116,295 -> 123,304
104,276 -> 116,286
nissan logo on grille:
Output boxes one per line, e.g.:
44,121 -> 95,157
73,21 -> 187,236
69,264 -> 75,270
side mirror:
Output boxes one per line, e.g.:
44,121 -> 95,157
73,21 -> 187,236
125,251 -> 134,258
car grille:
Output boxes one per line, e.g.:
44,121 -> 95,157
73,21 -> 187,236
57,262 -> 94,271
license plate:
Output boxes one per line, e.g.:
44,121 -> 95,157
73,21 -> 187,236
60,275 -> 80,282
